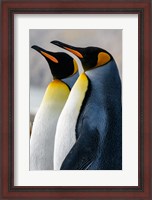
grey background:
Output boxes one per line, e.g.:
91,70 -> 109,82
30,29 -> 122,124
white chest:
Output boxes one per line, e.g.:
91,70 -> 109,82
54,73 -> 89,170
30,80 -> 70,170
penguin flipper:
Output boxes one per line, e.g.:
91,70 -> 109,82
60,128 -> 100,170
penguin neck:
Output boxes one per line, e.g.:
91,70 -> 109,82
41,79 -> 70,106
85,60 -> 121,95
53,72 -> 89,170
62,71 -> 79,89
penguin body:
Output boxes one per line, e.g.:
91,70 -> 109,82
30,80 -> 70,170
51,41 -> 122,170
64,60 -> 121,170
30,46 -> 78,170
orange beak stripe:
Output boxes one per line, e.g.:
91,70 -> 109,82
65,47 -> 83,58
41,51 -> 59,63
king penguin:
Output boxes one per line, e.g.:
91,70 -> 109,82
30,45 -> 78,170
51,40 -> 122,170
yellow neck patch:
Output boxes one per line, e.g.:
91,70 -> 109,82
68,59 -> 78,78
72,73 -> 89,95
96,52 -> 111,67
42,80 -> 70,104
72,59 -> 78,75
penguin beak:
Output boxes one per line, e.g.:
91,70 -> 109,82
31,45 -> 59,63
51,40 -> 84,59
31,45 -> 44,52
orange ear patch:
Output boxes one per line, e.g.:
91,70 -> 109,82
96,52 -> 111,67
65,47 -> 83,58
41,51 -> 59,63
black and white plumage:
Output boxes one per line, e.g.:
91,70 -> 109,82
30,45 -> 78,170
51,41 -> 122,170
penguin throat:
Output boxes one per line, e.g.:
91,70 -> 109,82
83,63 -> 107,72
83,65 -> 93,72
82,62 -> 99,72
42,79 -> 70,105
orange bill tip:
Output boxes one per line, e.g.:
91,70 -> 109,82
40,51 -> 59,63
65,47 -> 83,58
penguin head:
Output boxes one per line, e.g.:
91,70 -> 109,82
31,45 -> 78,79
51,40 -> 113,71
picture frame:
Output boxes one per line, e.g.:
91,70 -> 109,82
1,0 -> 151,199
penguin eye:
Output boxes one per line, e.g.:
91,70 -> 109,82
96,52 -> 111,67
40,51 -> 59,63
